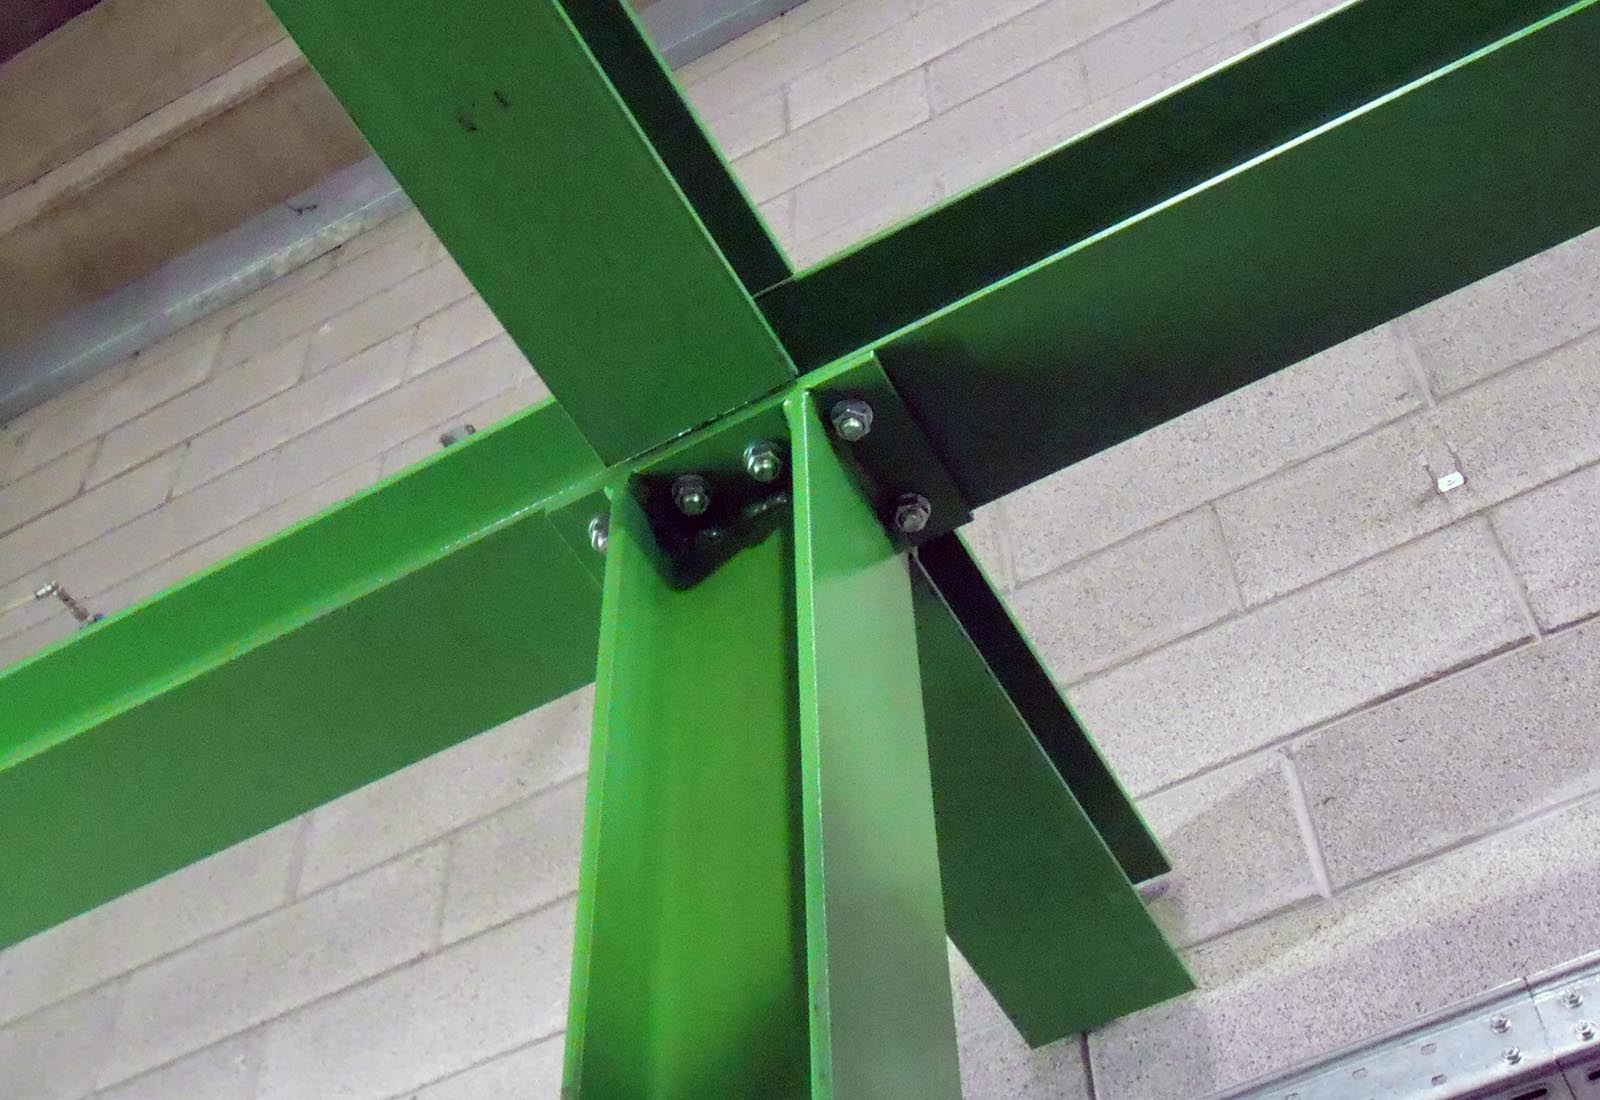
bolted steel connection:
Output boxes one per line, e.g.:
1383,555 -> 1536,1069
830,398 -> 874,442
671,474 -> 711,517
743,440 -> 783,483
892,493 -> 932,535
1563,989 -> 1585,1009
1502,1047 -> 1522,1066
588,514 -> 609,554
1579,1021 -> 1596,1042
1489,1016 -> 1511,1034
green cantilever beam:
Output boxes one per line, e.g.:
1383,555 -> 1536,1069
6,0 -> 1600,1093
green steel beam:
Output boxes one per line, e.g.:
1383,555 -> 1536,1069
916,533 -> 1167,884
912,547 -> 1190,1044
788,390 -> 961,1097
566,396 -> 961,1097
759,0 -> 1600,503
264,0 -> 793,464
564,492 -> 810,1097
0,402 -> 603,950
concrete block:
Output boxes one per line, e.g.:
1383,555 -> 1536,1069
736,70 -> 929,203
926,0 -> 1148,112
54,452 -> 279,603
271,333 -> 537,499
0,615 -> 72,671
1439,332 -> 1600,514
96,1033 -> 260,1100
1216,410 -> 1458,604
113,330 -> 223,421
759,192 -> 797,250
960,502 -> 1015,592
674,14 -> 783,90
1140,751 -> 1317,947
0,443 -> 91,539
303,259 -> 473,376
377,375 -> 549,476
1089,792 -> 1600,1099
786,0 -> 1037,126
1493,462 -> 1600,630
0,426 -> 21,481
176,329 -> 412,495
331,208 -> 431,268
1009,508 -> 1240,684
219,230 -> 445,370
1295,620 -> 1600,887
298,687 -> 592,893
256,900 -> 575,1100
791,49 -> 1086,244
89,335 -> 308,488
788,174 -> 942,268
1007,324 -> 1418,584
199,256 -> 341,344
0,983 -> 121,1100
1406,226 -> 1600,396
102,848 -> 446,1087
440,776 -> 586,944
1253,0 -> 1349,41
0,449 -> 180,589
684,0 -> 917,122
702,89 -> 786,161
1077,0 -> 1280,101
407,294 -> 504,380
949,940 -> 1010,1039
937,31 -> 1254,199
1072,521 -> 1530,794
411,1035 -> 564,1100
0,821 -> 299,1027
959,1025 -> 1091,1100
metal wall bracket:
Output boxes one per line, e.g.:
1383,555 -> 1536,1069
1220,951 -> 1600,1100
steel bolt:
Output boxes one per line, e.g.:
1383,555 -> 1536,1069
830,398 -> 874,442
744,441 -> 783,483
671,474 -> 711,517
439,423 -> 477,447
1502,1047 -> 1522,1066
1578,1021 -> 1595,1042
587,515 -> 608,555
1563,990 -> 1585,1009
893,493 -> 932,535
1489,1015 -> 1511,1034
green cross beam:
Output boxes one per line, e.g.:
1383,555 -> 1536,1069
4,0 -> 1599,1093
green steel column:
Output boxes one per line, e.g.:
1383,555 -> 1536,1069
564,491 -> 810,1098
788,392 -> 962,1100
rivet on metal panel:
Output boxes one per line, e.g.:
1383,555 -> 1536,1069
588,515 -> 609,555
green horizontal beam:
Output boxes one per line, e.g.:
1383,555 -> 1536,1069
912,546 -> 1190,1044
759,0 -> 1600,504
0,403 -> 604,950
265,0 -> 793,464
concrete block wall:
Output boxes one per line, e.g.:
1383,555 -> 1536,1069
4,0 -> 1599,1096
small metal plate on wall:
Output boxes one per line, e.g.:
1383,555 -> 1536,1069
1221,952 -> 1600,1100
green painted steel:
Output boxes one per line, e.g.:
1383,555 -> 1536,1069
788,392 -> 962,1098
917,533 -> 1167,884
0,402 -> 604,950
911,553 -> 1192,1044
264,0 -> 793,464
761,0 -> 1600,504
557,0 -> 791,294
564,491 -> 810,1098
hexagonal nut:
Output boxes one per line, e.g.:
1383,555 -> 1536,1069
892,493 -> 932,534
671,474 -> 711,517
830,398 -> 874,442
743,441 -> 784,483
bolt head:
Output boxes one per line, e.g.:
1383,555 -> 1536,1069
439,423 -> 477,447
1563,990 -> 1585,1009
893,493 -> 932,535
1502,1046 -> 1522,1065
744,441 -> 783,483
587,515 -> 609,555
830,398 -> 874,442
672,474 -> 711,517
1489,1015 -> 1511,1034
1578,1021 -> 1595,1042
